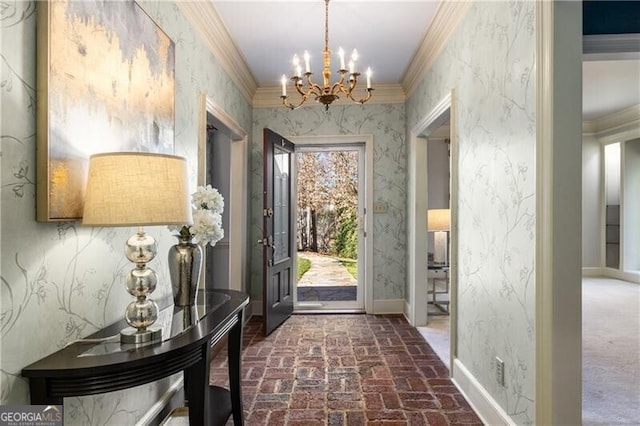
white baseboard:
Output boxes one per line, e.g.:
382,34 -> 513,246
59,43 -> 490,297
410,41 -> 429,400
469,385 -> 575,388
251,300 -> 263,316
403,300 -> 411,324
451,359 -> 514,426
602,268 -> 640,284
373,298 -> 404,314
582,267 -> 603,277
135,377 -> 184,426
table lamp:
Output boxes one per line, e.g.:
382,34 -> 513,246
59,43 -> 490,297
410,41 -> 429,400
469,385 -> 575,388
427,208 -> 450,266
83,152 -> 192,344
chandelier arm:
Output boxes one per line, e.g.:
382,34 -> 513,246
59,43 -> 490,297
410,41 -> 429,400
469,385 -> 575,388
282,92 -> 312,110
329,71 -> 348,95
345,87 -> 374,105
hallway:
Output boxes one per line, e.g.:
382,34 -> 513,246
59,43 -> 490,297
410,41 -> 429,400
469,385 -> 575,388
210,315 -> 482,425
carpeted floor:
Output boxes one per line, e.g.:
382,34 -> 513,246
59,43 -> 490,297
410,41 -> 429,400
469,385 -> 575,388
210,314 -> 482,425
582,277 -> 640,425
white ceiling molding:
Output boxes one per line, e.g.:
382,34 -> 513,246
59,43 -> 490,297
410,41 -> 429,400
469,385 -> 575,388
401,1 -> 473,98
252,84 -> 405,109
583,104 -> 640,137
177,2 -> 257,103
583,34 -> 640,60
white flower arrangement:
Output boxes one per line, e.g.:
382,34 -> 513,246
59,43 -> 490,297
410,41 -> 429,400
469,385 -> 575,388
170,185 -> 224,246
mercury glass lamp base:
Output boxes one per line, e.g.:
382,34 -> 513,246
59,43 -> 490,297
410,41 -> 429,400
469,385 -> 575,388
120,326 -> 162,345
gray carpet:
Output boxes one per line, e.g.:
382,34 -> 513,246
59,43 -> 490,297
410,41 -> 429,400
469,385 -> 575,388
583,277 -> 640,425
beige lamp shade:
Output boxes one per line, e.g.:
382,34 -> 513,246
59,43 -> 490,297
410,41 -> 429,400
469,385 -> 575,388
427,208 -> 450,232
82,152 -> 192,226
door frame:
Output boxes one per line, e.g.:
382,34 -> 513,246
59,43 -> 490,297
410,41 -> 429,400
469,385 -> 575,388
407,91 -> 457,372
289,135 -> 374,314
198,94 -> 249,294
294,143 -> 366,311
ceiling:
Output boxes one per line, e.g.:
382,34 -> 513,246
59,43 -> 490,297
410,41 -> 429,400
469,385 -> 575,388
212,1 -> 639,120
213,1 -> 439,87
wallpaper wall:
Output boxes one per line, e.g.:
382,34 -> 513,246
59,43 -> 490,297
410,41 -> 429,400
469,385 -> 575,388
250,105 -> 406,302
1,1 -> 250,424
406,2 -> 536,424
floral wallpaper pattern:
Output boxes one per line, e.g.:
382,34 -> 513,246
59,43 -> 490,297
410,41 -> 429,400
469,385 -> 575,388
406,2 -> 536,424
251,105 -> 406,302
1,1 -> 250,424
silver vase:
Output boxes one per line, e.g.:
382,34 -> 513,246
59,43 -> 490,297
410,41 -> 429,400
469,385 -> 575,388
168,234 -> 203,306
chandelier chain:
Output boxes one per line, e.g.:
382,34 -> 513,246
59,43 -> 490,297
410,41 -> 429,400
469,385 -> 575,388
324,0 -> 329,52
280,0 -> 373,110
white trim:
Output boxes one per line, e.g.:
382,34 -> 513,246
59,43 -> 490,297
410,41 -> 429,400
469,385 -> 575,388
583,34 -> 640,59
199,95 -> 249,294
289,134 -> 375,314
253,84 -> 405,108
372,298 -> 404,314
451,359 -> 514,426
251,300 -> 263,317
403,300 -> 411,323
407,92 -> 452,327
177,2 -> 257,103
135,377 -> 184,426
402,2 -> 472,97
581,267 -> 603,277
601,267 -> 640,284
536,2 -> 583,424
535,2 -> 554,423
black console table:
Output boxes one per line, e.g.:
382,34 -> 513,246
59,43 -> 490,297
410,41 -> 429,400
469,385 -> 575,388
22,289 -> 249,426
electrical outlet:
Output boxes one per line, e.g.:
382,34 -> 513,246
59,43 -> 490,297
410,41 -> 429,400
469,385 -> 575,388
496,357 -> 505,386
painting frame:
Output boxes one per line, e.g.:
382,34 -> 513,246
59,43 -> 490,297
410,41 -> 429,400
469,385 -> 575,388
36,0 -> 175,222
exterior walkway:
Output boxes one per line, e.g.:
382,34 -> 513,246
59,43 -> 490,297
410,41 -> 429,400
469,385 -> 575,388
297,251 -> 356,287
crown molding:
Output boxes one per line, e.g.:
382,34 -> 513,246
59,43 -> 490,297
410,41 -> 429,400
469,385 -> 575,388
402,1 -> 473,98
583,104 -> 640,136
583,34 -> 640,59
253,83 -> 405,109
177,2 -> 257,103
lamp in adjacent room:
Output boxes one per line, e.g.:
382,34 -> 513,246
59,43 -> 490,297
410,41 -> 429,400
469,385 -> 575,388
83,152 -> 192,344
427,209 -> 450,266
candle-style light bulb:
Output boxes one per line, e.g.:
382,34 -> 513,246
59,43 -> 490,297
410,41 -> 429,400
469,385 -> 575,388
281,75 -> 287,96
366,67 -> 372,89
349,60 -> 355,74
293,54 -> 300,77
351,49 -> 359,62
338,47 -> 345,70
304,51 -> 310,73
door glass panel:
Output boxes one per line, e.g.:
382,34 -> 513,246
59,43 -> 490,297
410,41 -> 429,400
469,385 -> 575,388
274,147 -> 290,263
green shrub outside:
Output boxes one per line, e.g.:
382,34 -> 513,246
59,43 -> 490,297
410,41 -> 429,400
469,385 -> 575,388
333,208 -> 357,259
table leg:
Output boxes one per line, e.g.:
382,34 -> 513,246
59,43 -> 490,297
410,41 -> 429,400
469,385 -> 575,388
228,310 -> 244,425
185,342 -> 210,425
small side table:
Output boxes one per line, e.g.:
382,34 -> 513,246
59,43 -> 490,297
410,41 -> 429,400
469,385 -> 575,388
427,265 -> 449,315
22,289 -> 249,426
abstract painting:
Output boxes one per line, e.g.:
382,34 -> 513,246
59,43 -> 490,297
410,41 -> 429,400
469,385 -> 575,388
36,0 -> 175,221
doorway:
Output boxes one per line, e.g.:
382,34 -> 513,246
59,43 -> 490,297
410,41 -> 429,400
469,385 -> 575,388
407,92 -> 457,372
294,145 -> 365,311
199,95 -> 249,294
289,135 -> 374,314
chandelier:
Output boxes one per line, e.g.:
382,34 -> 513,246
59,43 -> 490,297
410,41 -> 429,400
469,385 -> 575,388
280,0 -> 373,111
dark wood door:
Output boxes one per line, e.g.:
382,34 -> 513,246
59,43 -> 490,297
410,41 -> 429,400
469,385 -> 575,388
262,129 -> 295,335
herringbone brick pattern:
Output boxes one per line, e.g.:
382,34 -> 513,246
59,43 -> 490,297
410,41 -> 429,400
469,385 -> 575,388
210,315 -> 482,425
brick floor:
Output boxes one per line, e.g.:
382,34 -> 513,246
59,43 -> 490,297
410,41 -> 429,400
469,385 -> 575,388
210,315 -> 483,425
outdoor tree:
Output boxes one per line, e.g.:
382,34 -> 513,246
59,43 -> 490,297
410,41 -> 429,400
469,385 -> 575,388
296,151 -> 358,258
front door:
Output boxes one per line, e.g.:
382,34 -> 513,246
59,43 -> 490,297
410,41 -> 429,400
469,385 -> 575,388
262,129 -> 295,335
